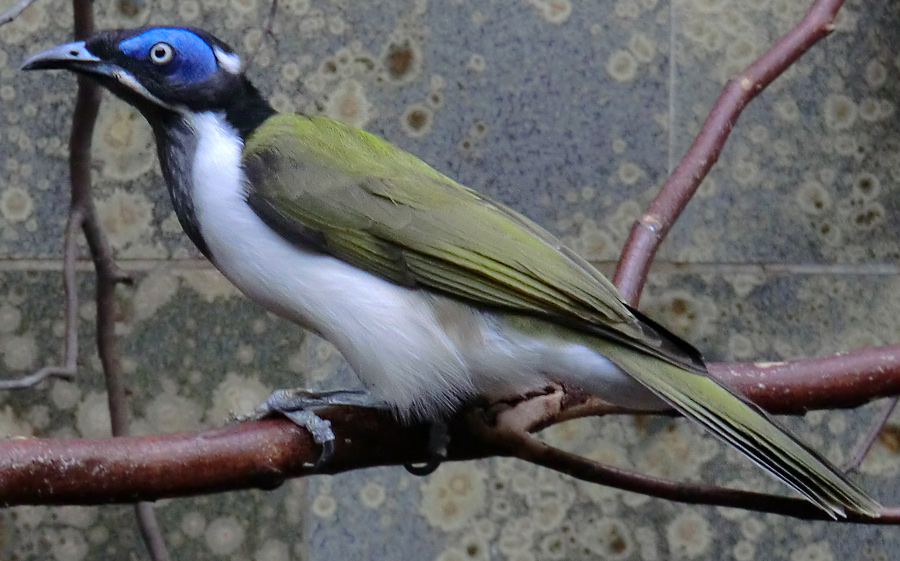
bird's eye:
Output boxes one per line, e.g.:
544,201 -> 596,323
149,42 -> 174,64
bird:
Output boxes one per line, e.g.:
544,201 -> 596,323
22,26 -> 880,518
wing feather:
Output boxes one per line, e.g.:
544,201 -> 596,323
242,113 -> 699,370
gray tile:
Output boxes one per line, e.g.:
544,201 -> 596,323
666,0 -> 900,264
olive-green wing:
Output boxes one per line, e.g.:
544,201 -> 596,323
242,113 -> 696,368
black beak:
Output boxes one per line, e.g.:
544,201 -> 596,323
21,40 -> 112,76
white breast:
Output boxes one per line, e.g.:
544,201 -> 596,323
186,112 -> 473,420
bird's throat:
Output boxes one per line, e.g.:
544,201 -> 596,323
154,115 -> 213,258
147,77 -> 273,259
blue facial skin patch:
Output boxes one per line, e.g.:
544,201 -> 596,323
118,28 -> 217,84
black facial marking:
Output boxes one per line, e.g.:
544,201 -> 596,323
82,27 -> 275,141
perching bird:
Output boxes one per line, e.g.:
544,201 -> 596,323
23,26 -> 879,518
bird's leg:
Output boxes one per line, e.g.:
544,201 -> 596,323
403,388 -> 565,476
239,388 -> 452,475
238,388 -> 388,469
404,420 -> 450,476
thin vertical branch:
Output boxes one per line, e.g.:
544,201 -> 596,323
0,207 -> 81,389
844,397 -> 899,472
0,0 -> 37,27
613,0 -> 846,304
69,1 -> 170,559
136,502 -> 173,561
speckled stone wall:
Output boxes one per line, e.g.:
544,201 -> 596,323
1,0 -> 900,559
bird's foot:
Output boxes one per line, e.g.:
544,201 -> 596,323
404,420 -> 450,476
237,388 -> 384,470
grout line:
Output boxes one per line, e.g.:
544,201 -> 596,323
668,0 -> 677,175
646,262 -> 900,276
0,259 -> 896,276
0,259 -> 213,272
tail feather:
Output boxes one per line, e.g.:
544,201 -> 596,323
593,343 -> 881,518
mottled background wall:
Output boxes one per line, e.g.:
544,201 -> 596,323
1,0 -> 900,559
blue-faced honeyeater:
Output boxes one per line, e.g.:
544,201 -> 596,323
22,26 -> 880,518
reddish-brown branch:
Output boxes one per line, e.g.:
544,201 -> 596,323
712,347 -> 900,413
135,503 -> 172,561
2,344 -> 899,517
65,1 -> 169,558
475,422 -> 896,523
0,0 -> 36,27
0,409 -> 487,505
844,397 -> 898,472
552,345 -> 900,424
613,0 -> 845,304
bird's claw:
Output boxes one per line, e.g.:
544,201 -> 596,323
404,420 -> 450,476
247,388 -> 384,470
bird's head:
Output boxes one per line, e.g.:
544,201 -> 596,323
22,26 -> 272,135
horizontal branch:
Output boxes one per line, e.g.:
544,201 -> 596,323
714,345 -> 900,413
0,408 -> 493,506
479,422 -> 898,524
546,345 -> 900,425
3,343 -> 900,516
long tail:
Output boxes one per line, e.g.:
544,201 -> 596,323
589,340 -> 881,518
